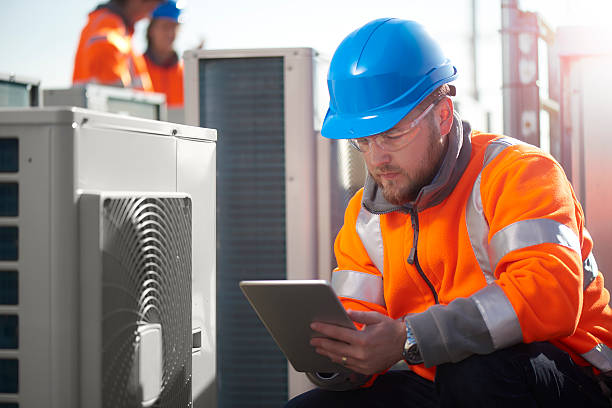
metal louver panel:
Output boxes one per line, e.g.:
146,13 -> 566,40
199,57 -> 288,407
327,139 -> 367,269
0,81 -> 30,107
337,140 -> 367,210
101,196 -> 192,408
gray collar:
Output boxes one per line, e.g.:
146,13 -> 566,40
362,112 -> 472,214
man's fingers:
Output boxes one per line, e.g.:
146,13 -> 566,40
312,341 -> 365,373
311,321 -> 359,344
311,337 -> 351,360
347,309 -> 386,326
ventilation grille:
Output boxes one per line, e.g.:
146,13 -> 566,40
328,139 -> 367,269
337,140 -> 367,209
199,57 -> 288,407
0,80 -> 30,107
101,196 -> 192,408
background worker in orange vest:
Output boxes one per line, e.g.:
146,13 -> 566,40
143,1 -> 184,108
73,0 -> 162,91
286,18 -> 612,408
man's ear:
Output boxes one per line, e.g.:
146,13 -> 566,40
436,97 -> 454,135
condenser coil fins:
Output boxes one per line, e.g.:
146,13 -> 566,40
80,193 -> 192,408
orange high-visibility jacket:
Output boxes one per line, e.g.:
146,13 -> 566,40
73,4 -> 153,91
332,115 -> 612,382
143,51 -> 184,108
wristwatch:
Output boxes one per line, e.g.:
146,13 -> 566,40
402,319 -> 423,365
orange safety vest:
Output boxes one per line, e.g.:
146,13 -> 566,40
143,51 -> 184,108
73,4 -> 153,91
332,117 -> 612,382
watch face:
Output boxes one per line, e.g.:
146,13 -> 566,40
405,344 -> 423,365
403,320 -> 423,364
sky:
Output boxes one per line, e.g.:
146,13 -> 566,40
1,0 -> 610,88
0,0 -> 611,134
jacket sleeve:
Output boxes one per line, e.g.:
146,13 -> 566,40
482,150 -> 584,340
407,145 -> 586,367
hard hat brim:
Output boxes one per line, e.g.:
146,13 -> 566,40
321,105 -> 411,140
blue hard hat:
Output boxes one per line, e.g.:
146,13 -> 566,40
152,1 -> 182,22
321,18 -> 457,139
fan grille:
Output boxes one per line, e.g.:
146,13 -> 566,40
101,196 -> 192,408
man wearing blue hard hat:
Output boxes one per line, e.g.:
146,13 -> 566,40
143,0 -> 184,107
285,18 -> 612,407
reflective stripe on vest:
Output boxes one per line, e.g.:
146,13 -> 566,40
331,269 -> 386,307
356,207 -> 385,274
582,343 -> 612,373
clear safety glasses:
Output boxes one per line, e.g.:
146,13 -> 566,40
349,101 -> 438,153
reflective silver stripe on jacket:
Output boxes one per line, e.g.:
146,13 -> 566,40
582,344 -> 612,373
466,172 -> 493,282
356,207 -> 384,275
472,284 -> 523,349
489,218 -> 581,268
583,228 -> 599,289
466,137 -> 523,282
583,251 -> 599,290
331,270 -> 385,307
73,78 -> 124,87
85,11 -> 114,47
87,34 -> 109,46
128,56 -> 143,88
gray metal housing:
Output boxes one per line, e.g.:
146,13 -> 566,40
0,72 -> 41,107
0,107 -> 216,407
183,47 -> 366,403
43,84 -> 168,121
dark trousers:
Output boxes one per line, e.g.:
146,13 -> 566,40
284,342 -> 611,407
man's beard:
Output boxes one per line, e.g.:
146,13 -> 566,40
372,132 -> 447,206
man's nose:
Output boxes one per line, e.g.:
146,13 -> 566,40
367,142 -> 391,166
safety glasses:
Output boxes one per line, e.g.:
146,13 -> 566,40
349,101 -> 438,153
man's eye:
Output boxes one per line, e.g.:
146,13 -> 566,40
383,133 -> 403,141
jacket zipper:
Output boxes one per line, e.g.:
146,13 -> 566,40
407,208 -> 439,304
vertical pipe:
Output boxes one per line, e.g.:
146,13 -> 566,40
471,0 -> 479,101
501,0 -> 518,137
501,0 -> 541,145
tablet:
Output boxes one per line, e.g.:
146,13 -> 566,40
239,279 -> 357,373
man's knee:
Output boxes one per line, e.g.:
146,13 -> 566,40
434,342 -> 590,407
435,344 -> 529,403
284,389 -> 333,408
284,391 -> 310,408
